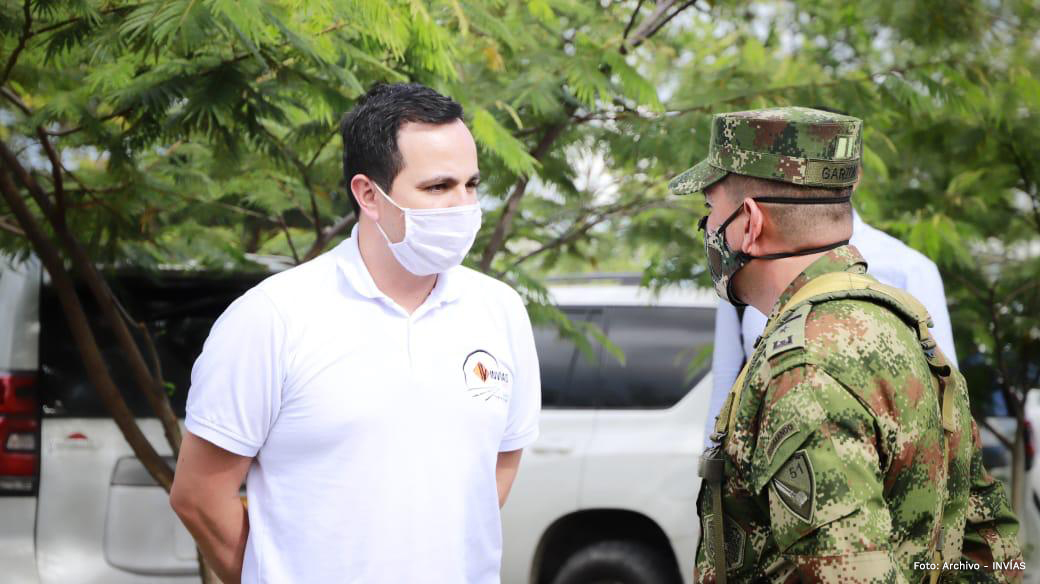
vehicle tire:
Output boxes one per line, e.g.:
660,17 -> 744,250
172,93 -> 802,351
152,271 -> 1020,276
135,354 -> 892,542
550,540 -> 680,584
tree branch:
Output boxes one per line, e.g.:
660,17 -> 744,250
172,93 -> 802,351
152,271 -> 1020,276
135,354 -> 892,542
302,212 -> 356,262
0,86 -> 31,116
0,0 -> 31,86
980,416 -> 1014,451
0,214 -> 26,237
278,215 -> 300,264
0,166 -> 175,490
506,199 -> 672,272
35,128 -> 66,223
1007,142 -> 1040,236
260,125 -> 324,240
0,138 -> 184,458
622,0 -> 698,54
622,0 -> 646,41
305,127 -> 339,171
478,117 -> 573,272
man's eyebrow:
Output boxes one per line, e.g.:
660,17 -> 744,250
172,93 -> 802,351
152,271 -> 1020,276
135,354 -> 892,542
468,173 -> 481,183
416,175 -> 459,188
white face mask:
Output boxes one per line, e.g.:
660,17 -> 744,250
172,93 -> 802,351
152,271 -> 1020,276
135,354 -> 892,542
371,182 -> 482,276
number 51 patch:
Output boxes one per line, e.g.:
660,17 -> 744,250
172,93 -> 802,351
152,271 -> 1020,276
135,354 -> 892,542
771,450 -> 815,523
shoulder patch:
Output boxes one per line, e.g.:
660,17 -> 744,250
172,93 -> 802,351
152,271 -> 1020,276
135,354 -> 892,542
765,303 -> 811,360
765,421 -> 799,463
771,450 -> 815,523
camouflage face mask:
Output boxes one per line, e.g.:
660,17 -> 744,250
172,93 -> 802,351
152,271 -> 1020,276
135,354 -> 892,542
698,194 -> 853,306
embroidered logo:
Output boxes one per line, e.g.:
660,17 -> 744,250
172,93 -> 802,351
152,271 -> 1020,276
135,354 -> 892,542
474,362 -> 490,383
462,350 -> 511,403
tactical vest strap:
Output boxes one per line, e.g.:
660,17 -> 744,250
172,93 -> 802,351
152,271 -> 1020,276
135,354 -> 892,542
700,444 -> 728,584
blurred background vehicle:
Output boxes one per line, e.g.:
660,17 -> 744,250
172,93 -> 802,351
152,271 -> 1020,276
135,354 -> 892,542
1,258 -> 1033,583
1,259 -> 717,584
500,276 -> 715,584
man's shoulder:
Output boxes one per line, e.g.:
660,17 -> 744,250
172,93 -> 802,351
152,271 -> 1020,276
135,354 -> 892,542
764,296 -> 923,377
453,266 -> 525,310
854,221 -> 937,270
251,253 -> 340,314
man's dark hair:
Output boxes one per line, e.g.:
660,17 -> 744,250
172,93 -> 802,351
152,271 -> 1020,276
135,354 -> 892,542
340,83 -> 464,217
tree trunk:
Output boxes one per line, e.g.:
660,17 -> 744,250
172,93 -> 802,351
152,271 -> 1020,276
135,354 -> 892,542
1011,416 -> 1026,516
0,140 -> 184,457
0,168 -> 175,489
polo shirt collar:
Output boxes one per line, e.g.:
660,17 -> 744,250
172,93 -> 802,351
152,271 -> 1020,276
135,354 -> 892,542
332,225 -> 466,308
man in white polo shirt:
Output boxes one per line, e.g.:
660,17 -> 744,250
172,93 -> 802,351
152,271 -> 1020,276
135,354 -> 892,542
170,83 -> 541,583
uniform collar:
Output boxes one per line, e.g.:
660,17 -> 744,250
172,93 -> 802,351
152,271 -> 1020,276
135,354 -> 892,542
332,225 -> 465,309
767,245 -> 868,322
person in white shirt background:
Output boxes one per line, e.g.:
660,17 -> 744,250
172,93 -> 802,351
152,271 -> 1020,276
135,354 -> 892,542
706,157 -> 957,448
170,82 -> 541,584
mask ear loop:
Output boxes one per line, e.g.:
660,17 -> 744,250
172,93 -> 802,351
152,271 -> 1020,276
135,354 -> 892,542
369,180 -> 407,245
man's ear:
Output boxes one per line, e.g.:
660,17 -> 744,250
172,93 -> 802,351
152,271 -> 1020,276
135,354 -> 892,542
350,175 -> 380,221
741,198 -> 766,256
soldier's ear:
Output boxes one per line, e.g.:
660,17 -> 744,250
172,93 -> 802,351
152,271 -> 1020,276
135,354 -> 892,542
741,198 -> 766,255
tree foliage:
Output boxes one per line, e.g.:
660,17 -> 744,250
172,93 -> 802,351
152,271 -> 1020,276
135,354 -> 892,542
2,0 -> 1039,515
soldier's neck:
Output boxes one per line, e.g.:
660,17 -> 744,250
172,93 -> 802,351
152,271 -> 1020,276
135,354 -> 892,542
737,253 -> 832,317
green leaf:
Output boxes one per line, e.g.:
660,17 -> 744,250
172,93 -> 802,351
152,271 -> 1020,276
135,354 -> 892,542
861,144 -> 889,182
603,51 -> 662,111
470,108 -> 538,176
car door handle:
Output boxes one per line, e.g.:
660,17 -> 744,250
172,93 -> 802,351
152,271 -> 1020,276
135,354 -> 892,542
532,440 -> 574,455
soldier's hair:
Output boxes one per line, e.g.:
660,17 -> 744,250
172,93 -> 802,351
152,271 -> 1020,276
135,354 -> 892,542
340,83 -> 464,217
713,173 -> 853,244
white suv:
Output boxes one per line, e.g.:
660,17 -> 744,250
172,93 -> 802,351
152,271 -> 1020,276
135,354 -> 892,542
501,282 -> 716,584
1,257 -> 717,583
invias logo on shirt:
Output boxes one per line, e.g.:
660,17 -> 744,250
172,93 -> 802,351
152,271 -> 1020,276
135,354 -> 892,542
462,350 -> 511,403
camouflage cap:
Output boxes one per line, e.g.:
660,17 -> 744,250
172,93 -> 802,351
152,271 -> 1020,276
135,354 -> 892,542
669,106 -> 863,195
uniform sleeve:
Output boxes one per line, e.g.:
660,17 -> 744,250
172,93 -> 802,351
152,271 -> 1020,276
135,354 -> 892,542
185,288 -> 287,457
906,258 -> 958,367
752,365 -> 908,583
960,419 -> 1023,583
499,294 -> 541,452
707,301 -> 745,447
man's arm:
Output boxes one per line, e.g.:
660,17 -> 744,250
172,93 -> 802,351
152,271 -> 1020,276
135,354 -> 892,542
496,449 -> 523,507
756,366 -> 907,582
906,259 -> 958,366
170,432 -> 252,584
707,301 -> 746,447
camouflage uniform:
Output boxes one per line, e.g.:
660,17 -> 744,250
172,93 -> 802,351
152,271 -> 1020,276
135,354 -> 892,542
669,108 -> 1022,583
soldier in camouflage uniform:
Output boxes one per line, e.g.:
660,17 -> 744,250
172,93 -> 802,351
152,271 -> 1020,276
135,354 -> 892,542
669,107 -> 1022,583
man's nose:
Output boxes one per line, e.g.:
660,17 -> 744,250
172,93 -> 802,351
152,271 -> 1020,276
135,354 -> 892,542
450,184 -> 477,206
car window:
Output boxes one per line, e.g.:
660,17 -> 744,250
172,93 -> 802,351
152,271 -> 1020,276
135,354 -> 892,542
532,310 -> 602,409
597,306 -> 714,409
39,272 -> 267,418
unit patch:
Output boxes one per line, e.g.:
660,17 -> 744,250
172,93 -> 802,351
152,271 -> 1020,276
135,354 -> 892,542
702,513 -> 747,571
772,450 -> 815,523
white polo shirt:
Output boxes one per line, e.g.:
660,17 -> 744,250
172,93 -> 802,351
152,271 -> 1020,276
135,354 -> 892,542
706,211 -> 957,447
185,226 -> 541,583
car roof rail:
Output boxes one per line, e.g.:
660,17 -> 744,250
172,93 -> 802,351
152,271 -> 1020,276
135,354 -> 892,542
544,272 -> 645,286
